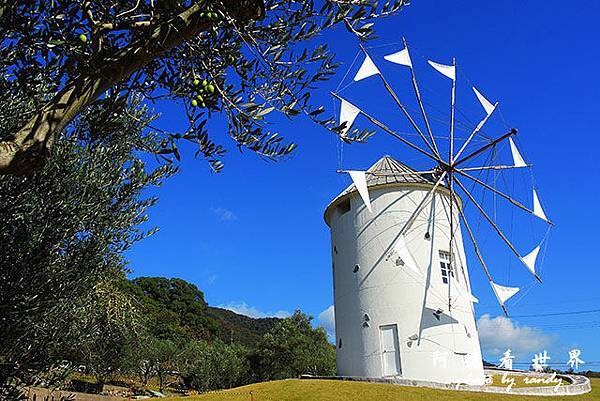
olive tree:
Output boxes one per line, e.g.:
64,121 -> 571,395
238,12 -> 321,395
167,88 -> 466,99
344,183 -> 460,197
0,0 -> 407,174
0,92 -> 176,396
250,311 -> 335,380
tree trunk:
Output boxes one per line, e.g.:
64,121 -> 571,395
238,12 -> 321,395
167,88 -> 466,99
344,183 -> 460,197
0,0 -> 264,175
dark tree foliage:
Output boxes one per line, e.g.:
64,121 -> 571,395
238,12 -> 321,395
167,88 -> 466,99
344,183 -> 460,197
0,0 -> 407,174
0,93 -> 176,397
125,277 -> 219,342
179,340 -> 251,392
61,273 -> 146,388
125,277 -> 280,346
250,311 -> 335,380
206,306 -> 280,347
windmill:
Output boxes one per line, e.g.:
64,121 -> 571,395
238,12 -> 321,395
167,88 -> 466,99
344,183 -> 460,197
324,32 -> 552,384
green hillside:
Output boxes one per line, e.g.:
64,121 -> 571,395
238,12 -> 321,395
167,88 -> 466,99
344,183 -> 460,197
125,277 -> 281,347
207,306 -> 280,346
168,378 -> 598,401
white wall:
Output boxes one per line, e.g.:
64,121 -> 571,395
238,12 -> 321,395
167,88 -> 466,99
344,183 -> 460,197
328,184 -> 484,385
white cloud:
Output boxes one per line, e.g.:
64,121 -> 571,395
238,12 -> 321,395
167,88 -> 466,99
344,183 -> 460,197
318,305 -> 335,341
477,314 -> 557,361
210,207 -> 238,221
205,274 -> 217,285
218,301 -> 290,319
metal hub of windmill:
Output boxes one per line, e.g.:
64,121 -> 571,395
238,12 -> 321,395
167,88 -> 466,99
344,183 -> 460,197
332,28 -> 553,317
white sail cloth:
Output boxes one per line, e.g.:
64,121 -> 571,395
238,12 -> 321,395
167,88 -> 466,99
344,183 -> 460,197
354,55 -> 380,81
472,87 -> 496,116
509,137 -> 527,167
347,170 -> 372,212
521,244 -> 541,276
339,98 -> 360,135
491,282 -> 520,305
428,60 -> 455,80
392,235 -> 421,275
533,190 -> 549,222
384,47 -> 412,68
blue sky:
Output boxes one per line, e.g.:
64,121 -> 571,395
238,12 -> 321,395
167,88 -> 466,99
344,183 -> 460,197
128,1 -> 600,370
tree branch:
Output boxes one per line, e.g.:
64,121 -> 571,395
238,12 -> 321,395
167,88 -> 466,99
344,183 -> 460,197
0,0 -> 265,175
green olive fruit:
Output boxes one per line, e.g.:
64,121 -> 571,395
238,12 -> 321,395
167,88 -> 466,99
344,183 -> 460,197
193,79 -> 200,86
191,99 -> 198,107
78,33 -> 88,43
201,102 -> 206,108
196,94 -> 204,101
202,79 -> 208,87
207,84 -> 215,94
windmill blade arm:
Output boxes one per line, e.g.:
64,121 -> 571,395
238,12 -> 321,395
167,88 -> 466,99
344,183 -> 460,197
455,169 -> 554,225
385,171 -> 448,260
459,165 -> 531,172
337,169 -> 438,177
454,177 -> 542,283
449,57 -> 457,171
454,129 -> 517,167
401,38 -> 441,160
356,43 -> 441,160
456,202 -> 510,317
330,92 -> 442,164
452,110 -> 496,163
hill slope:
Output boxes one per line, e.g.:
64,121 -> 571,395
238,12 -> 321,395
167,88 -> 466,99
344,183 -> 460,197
125,277 -> 281,347
166,378 -> 599,401
207,306 -> 280,346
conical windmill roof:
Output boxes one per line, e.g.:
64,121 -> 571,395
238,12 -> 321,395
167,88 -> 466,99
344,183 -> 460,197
324,155 -> 440,225
343,155 -> 435,194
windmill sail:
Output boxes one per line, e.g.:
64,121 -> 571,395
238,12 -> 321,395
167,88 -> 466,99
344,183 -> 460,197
339,98 -> 360,135
457,287 -> 479,303
491,282 -> 520,305
428,60 -> 455,80
467,292 -> 479,303
532,190 -> 549,222
520,244 -> 541,275
474,112 -> 492,133
472,87 -> 496,116
509,137 -> 527,167
354,55 -> 380,81
392,235 -> 421,275
384,47 -> 412,68
347,170 -> 372,212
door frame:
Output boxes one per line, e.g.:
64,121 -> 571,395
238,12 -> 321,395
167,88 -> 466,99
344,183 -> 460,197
379,323 -> 402,377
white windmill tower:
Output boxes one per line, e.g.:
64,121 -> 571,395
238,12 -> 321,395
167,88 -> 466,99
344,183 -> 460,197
325,33 -> 552,385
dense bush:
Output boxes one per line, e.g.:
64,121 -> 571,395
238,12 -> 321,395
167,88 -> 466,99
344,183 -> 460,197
180,341 -> 251,392
123,309 -> 335,393
250,311 -> 336,381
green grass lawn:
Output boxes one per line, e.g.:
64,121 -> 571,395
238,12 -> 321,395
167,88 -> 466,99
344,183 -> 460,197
165,378 -> 599,401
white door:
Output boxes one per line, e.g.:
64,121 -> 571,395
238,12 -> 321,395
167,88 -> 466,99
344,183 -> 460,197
380,324 -> 401,376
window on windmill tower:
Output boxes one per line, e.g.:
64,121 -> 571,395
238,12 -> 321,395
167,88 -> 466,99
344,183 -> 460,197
439,251 -> 454,285
337,198 -> 351,215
